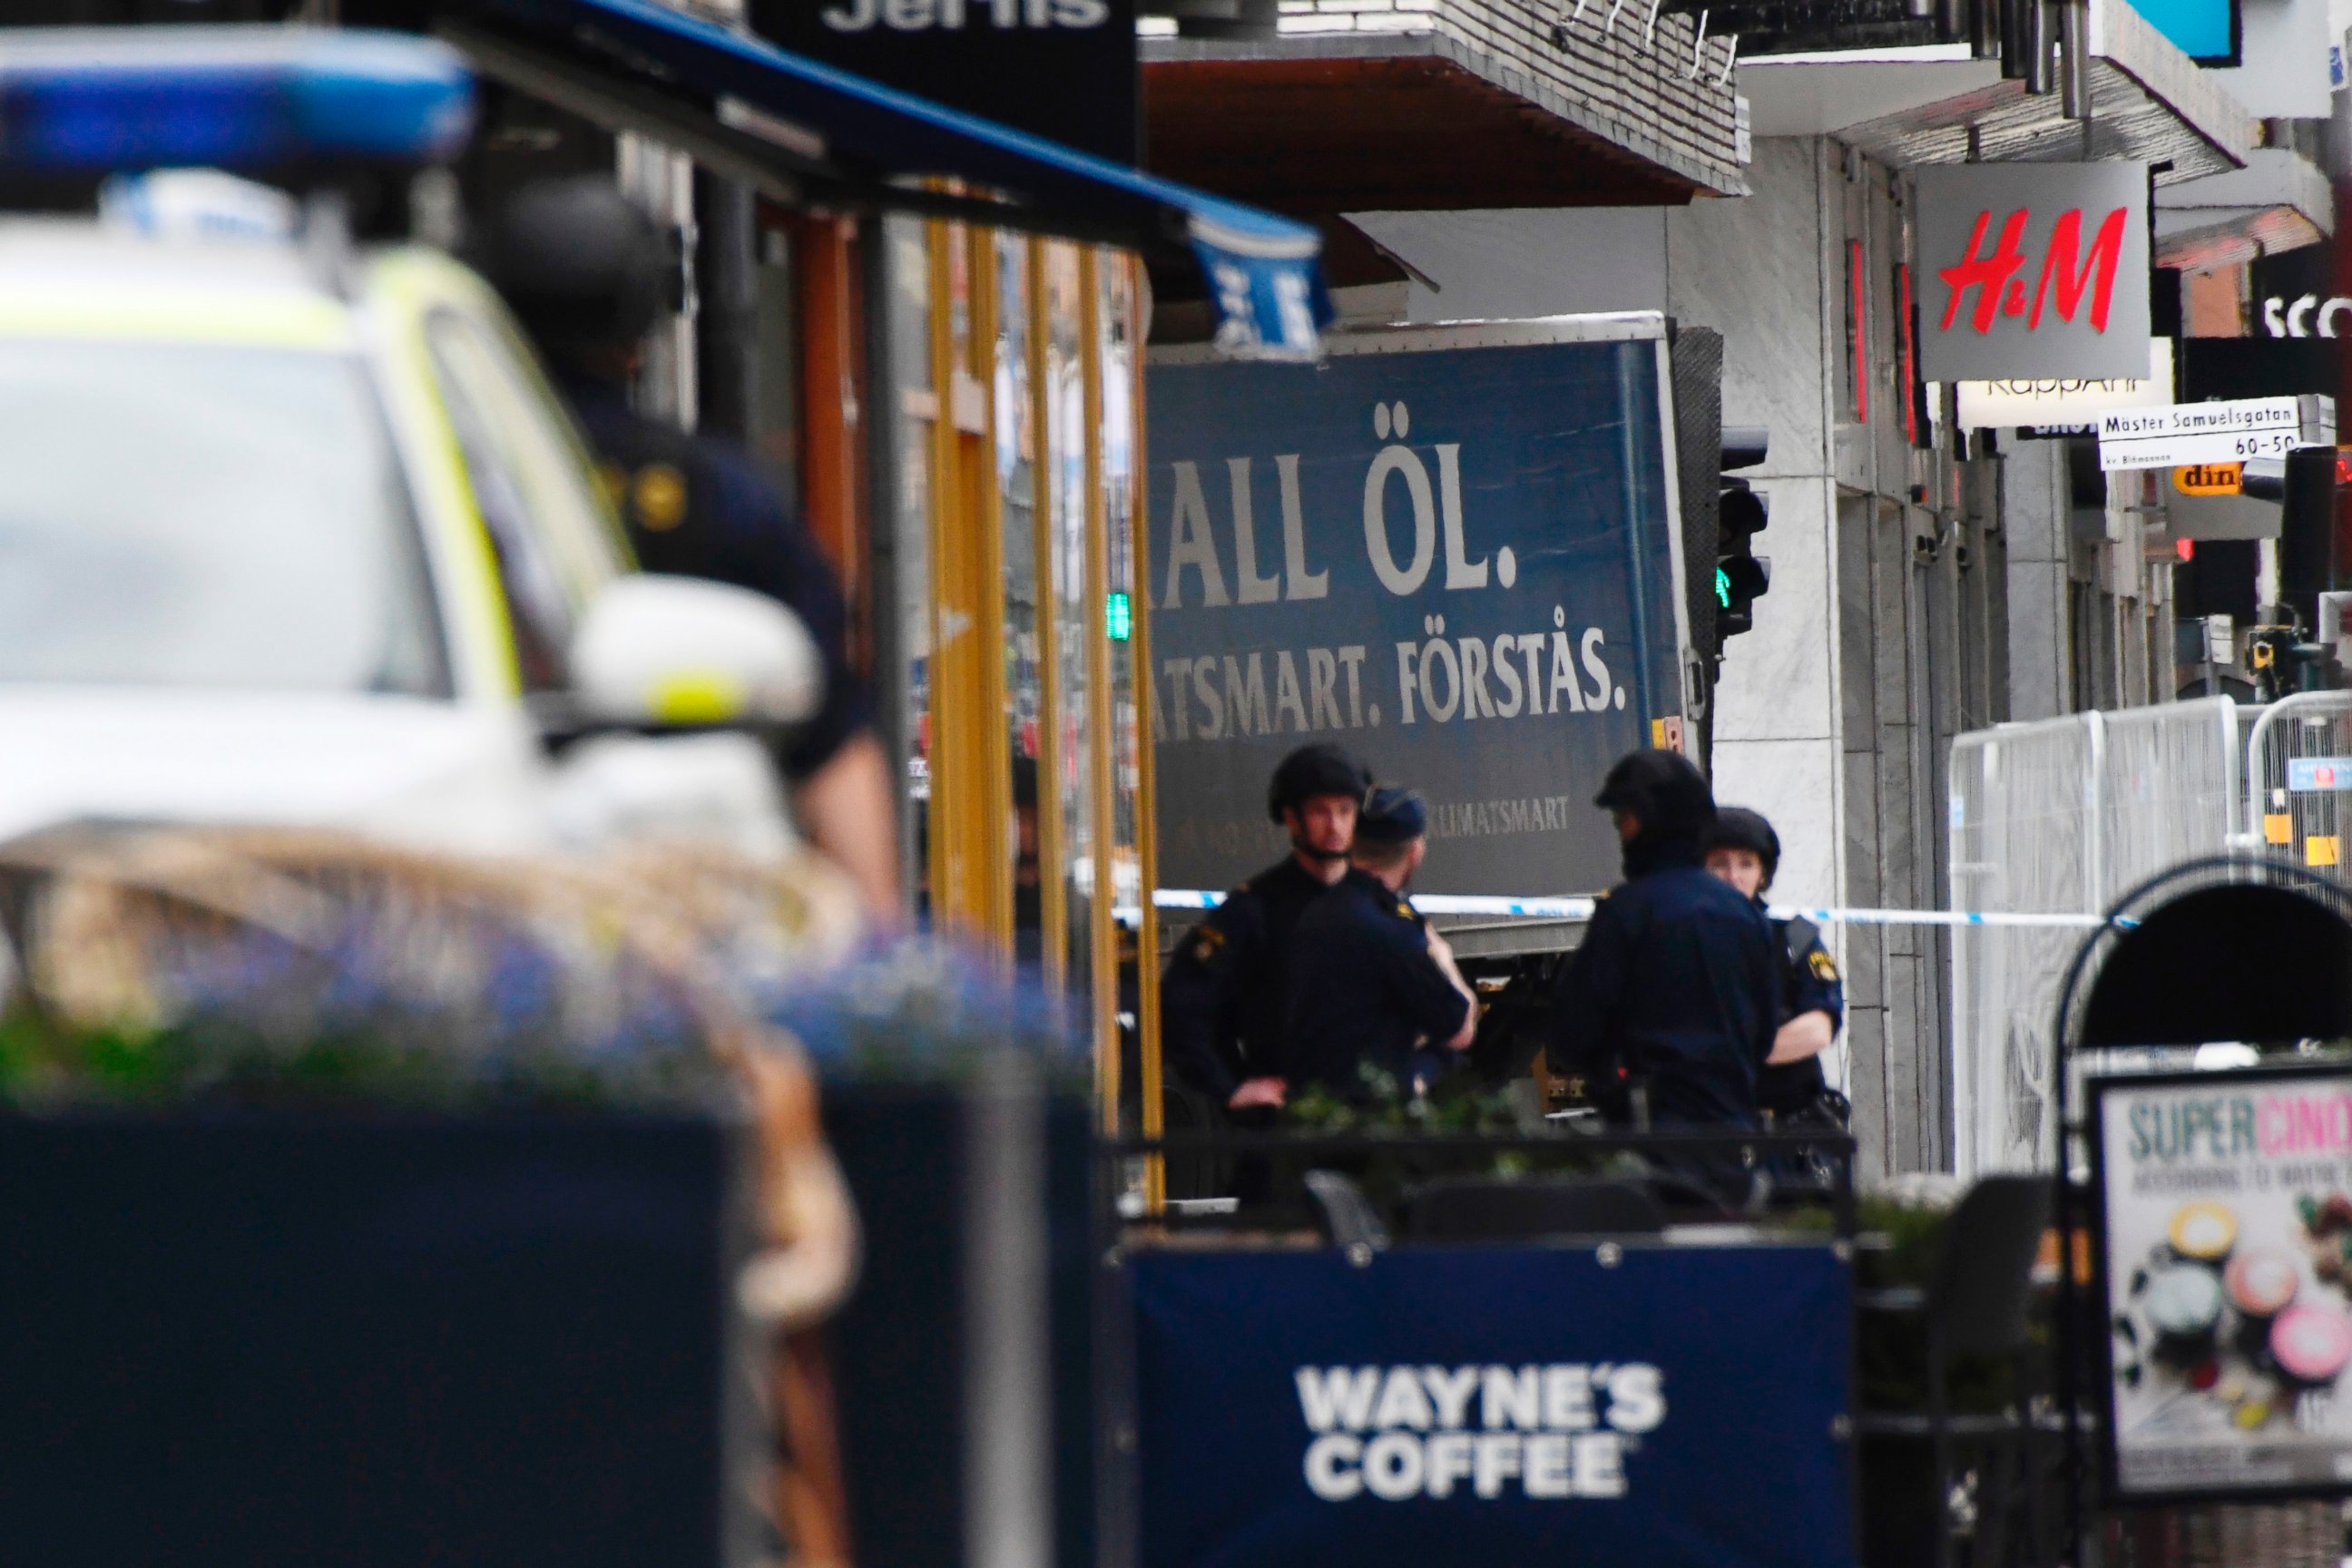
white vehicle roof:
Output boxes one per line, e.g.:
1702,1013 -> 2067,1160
0,216 -> 358,348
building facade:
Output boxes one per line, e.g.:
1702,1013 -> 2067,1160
1302,0 -> 2325,1174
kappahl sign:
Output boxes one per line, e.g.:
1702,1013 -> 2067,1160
1918,162 -> 2151,382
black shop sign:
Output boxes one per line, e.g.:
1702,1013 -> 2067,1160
750,0 -> 1139,166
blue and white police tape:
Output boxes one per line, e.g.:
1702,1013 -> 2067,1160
1127,890 -> 2115,929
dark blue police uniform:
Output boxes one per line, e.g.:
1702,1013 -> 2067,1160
566,377 -> 869,783
1549,751 -> 1780,1131
1282,867 -> 1472,1099
1758,911 -> 1845,1119
1551,866 -> 1780,1127
1160,857 -> 1331,1103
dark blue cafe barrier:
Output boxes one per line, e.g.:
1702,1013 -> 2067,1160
1130,1242 -> 1854,1568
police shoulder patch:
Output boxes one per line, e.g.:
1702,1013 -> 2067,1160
1808,949 -> 1840,982
1395,902 -> 1415,920
632,462 -> 690,532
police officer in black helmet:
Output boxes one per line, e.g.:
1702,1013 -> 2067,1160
1549,750 -> 1780,1137
1160,744 -> 1370,1115
1283,787 -> 1478,1101
469,177 -> 898,922
1703,808 -> 1847,1129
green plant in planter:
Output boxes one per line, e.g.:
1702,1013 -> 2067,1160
0,1000 -> 726,1112
0,836 -> 740,1112
1257,1069 -> 1648,1220
0,968 -> 730,1115
759,936 -> 1084,1087
0,827 -> 877,1348
1834,1188 -> 2040,1416
0,828 -> 1092,1110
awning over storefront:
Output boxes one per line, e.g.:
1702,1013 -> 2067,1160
2154,149 -> 2332,271
1141,16 -> 1749,210
1740,0 -> 2250,184
435,0 -> 1328,359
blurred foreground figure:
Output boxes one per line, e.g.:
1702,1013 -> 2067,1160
471,178 -> 899,924
1549,750 -> 1779,1139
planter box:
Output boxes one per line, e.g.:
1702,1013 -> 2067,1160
0,1111 -> 758,1568
823,1081 -> 1097,1568
1856,1431 -> 1945,1568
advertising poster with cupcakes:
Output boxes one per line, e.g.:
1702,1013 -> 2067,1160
2094,1066 -> 2352,1500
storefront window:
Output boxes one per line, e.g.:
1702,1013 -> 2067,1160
1044,241 -> 1097,1019
885,216 -> 936,914
873,224 -> 1151,1100
921,220 -> 1023,944
1100,253 -> 1149,1138
995,233 -> 1048,973
1100,251 -> 1143,926
749,225 -> 799,503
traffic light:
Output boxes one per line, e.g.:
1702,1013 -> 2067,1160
1716,428 -> 1769,640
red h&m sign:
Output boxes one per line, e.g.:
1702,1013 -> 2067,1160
1917,162 -> 2151,384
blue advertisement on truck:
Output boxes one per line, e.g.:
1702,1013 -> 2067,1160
1144,315 -> 1695,898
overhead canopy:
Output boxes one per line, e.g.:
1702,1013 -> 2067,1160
2155,151 -> 2332,272
1742,0 -> 2249,186
435,0 -> 1327,359
1141,34 -> 1745,211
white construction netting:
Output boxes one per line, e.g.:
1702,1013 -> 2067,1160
1949,699 -> 2242,1176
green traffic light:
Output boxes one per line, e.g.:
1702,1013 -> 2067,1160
1715,565 -> 1731,610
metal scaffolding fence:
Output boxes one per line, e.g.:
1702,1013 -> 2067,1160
1951,692 -> 2352,1174
1948,699 -> 2243,1176
2244,692 -> 2352,875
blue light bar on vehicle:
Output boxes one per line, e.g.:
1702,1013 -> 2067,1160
0,27 -> 474,174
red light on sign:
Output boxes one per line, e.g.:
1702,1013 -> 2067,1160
1898,263 -> 1919,447
1938,204 -> 2130,337
1848,240 -> 1868,425
2175,538 -> 2195,562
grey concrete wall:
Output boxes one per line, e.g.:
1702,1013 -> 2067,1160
1664,139 -> 1846,919
1660,137 -> 1960,1175
1835,494 -> 1972,1174
1663,139 -> 1965,1177
2003,440 -> 2074,723
1666,139 -> 1995,1176
1348,209 -> 1668,322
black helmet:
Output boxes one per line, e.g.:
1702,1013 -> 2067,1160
466,176 -> 671,368
1593,750 -> 1714,841
1267,744 -> 1371,823
1707,807 -> 1781,882
1356,786 -> 1427,846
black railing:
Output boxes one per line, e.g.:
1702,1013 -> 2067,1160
1106,1125 -> 1862,1237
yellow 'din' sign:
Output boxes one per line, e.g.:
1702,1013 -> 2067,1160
2173,463 -> 2243,496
